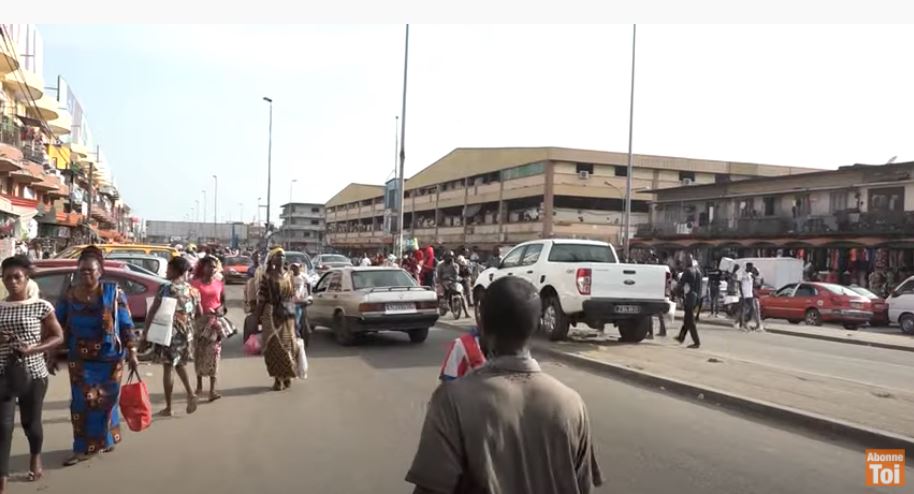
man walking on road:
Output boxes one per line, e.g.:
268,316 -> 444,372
707,263 -> 722,317
737,263 -> 756,331
407,277 -> 603,494
675,253 -> 701,348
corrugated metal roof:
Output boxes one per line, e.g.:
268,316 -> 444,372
325,183 -> 385,208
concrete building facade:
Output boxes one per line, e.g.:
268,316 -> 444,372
325,147 -> 814,254
275,202 -> 325,254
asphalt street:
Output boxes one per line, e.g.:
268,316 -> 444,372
6,285 -> 910,494
655,318 -> 914,392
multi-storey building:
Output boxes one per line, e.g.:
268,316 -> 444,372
635,161 -> 914,285
276,202 -> 325,254
0,24 -> 134,252
325,147 -> 814,254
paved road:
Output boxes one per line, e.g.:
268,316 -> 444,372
660,319 -> 914,392
8,286 -> 908,493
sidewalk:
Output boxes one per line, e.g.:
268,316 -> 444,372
680,311 -> 914,353
438,316 -> 914,447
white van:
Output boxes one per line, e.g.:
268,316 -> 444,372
887,275 -> 914,334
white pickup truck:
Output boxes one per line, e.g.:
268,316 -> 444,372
473,239 -> 670,342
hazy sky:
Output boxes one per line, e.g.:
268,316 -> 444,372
39,24 -> 914,223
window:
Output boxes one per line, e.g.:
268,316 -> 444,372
311,219 -> 319,225
895,279 -> 914,295
311,207 -> 319,213
548,244 -> 618,263
521,244 -> 543,266
679,171 -> 695,182
500,246 -> 526,269
830,191 -> 849,211
314,273 -> 333,292
352,270 -> 416,289
614,166 -> 628,177
868,187 -> 905,213
715,174 -> 731,184
502,162 -> 545,181
794,285 -> 817,297
576,163 -> 594,174
34,273 -> 70,305
327,272 -> 343,291
774,284 -> 797,297
763,197 -> 776,216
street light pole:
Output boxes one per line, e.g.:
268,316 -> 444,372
395,24 -> 410,259
256,197 -> 261,225
263,97 -> 273,233
202,189 -> 207,242
289,178 -> 297,203
213,174 -> 218,243
622,24 -> 637,262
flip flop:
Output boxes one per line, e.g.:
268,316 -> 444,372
208,393 -> 222,403
63,455 -> 91,467
27,471 -> 43,481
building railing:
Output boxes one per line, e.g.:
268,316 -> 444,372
641,211 -> 914,238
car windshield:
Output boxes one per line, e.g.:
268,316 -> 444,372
321,255 -> 350,264
352,270 -> 416,290
225,257 -> 250,266
849,286 -> 878,299
548,244 -> 617,263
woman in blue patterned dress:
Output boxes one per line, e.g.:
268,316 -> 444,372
53,247 -> 138,466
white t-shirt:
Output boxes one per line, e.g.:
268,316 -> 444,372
739,272 -> 755,299
360,257 -> 372,267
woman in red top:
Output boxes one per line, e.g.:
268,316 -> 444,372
191,257 -> 226,402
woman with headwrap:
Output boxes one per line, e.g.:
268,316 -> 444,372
255,247 -> 299,391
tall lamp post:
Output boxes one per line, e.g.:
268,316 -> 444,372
263,97 -> 273,233
289,178 -> 297,203
622,24 -> 637,262
256,197 -> 261,225
395,24 -> 409,258
213,174 -> 218,243
201,189 -> 207,242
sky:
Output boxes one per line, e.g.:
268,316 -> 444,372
38,24 -> 914,224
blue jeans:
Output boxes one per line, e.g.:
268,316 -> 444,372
294,305 -> 304,337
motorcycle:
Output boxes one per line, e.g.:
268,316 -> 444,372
437,278 -> 467,320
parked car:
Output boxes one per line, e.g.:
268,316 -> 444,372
36,258 -> 160,278
758,282 -> 872,329
309,267 -> 438,345
223,256 -> 253,284
107,253 -> 168,278
887,275 -> 914,334
847,285 -> 889,326
313,254 -> 353,274
33,261 -> 167,360
473,239 -> 670,342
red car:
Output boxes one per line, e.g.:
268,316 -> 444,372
33,260 -> 166,324
759,282 -> 873,330
847,285 -> 890,326
223,256 -> 253,284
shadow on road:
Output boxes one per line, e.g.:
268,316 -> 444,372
8,449 -> 71,476
303,329 -> 446,370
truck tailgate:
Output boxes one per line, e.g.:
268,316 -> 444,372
591,264 -> 667,301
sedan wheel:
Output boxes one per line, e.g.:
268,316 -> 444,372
804,308 -> 822,327
900,314 -> 914,335
333,313 -> 356,346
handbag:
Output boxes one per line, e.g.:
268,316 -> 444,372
146,296 -> 177,347
243,333 -> 262,356
0,349 -> 32,399
295,338 -> 308,379
120,369 -> 152,432
218,316 -> 238,339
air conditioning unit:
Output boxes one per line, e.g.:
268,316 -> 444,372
681,178 -> 694,185
578,170 -> 591,180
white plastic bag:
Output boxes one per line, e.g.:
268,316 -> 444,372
664,297 -> 676,327
295,338 -> 308,379
146,297 -> 177,346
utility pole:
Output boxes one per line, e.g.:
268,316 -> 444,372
213,174 -> 218,243
202,189 -> 207,242
263,97 -> 273,234
396,24 -> 409,258
622,24 -> 637,262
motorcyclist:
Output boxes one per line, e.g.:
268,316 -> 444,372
437,252 -> 470,318
456,255 -> 474,306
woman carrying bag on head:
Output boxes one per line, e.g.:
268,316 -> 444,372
54,246 -> 138,467
0,255 -> 63,488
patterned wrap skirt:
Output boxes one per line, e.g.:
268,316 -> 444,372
68,359 -> 124,454
261,304 -> 297,379
194,314 -> 223,377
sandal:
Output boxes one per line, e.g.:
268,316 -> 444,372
209,393 -> 222,402
27,470 -> 43,481
158,408 -> 173,417
103,446 -> 115,453
186,395 -> 198,414
63,454 -> 91,467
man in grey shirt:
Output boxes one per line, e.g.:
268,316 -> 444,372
406,276 -> 603,494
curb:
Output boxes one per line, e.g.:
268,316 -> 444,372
691,314 -> 914,353
437,321 -> 914,452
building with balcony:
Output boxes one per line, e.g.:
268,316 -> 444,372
635,161 -> 914,288
324,147 -> 814,255
276,202 -> 325,254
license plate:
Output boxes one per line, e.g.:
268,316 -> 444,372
385,303 -> 417,314
614,305 -> 641,314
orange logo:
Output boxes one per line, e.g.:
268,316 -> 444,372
866,449 -> 905,487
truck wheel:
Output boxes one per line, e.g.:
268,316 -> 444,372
541,296 -> 570,341
408,328 -> 429,343
619,317 -> 651,343
900,314 -> 914,335
333,313 -> 356,346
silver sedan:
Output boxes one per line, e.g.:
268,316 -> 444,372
309,267 -> 439,345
